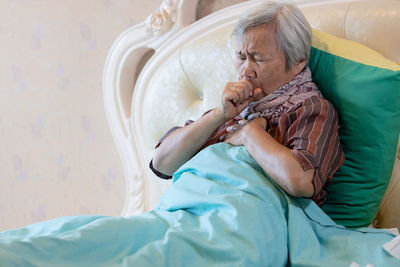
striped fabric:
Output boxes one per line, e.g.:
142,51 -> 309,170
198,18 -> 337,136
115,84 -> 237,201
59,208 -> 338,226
273,95 -> 345,205
150,67 -> 345,205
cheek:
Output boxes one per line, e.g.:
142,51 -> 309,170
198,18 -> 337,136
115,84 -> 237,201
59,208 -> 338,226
258,65 -> 281,84
259,65 -> 274,79
261,61 -> 283,77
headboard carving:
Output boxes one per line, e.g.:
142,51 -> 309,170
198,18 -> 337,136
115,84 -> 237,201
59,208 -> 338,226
146,0 -> 199,36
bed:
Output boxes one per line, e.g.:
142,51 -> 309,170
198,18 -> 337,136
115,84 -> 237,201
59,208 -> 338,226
1,0 -> 400,266
103,0 -> 400,230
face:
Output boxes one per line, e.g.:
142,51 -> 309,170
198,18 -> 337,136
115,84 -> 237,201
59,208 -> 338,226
235,24 -> 304,94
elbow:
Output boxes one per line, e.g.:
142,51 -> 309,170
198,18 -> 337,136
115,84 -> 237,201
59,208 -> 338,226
152,151 -> 174,177
152,156 -> 162,172
291,181 -> 314,198
286,172 -> 314,198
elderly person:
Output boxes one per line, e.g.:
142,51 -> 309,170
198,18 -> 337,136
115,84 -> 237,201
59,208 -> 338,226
151,0 -> 344,206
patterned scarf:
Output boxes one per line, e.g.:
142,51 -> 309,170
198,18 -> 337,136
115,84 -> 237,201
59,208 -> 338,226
239,67 -> 321,121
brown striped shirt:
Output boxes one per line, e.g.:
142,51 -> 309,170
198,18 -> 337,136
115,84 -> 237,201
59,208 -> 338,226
150,67 -> 345,205
271,95 -> 345,205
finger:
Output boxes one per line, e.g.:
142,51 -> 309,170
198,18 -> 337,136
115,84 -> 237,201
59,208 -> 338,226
238,82 -> 250,101
252,88 -> 266,101
219,133 -> 227,142
238,87 -> 246,103
225,81 -> 235,89
226,125 -> 239,132
224,82 -> 237,96
224,90 -> 240,104
244,85 -> 250,100
236,80 -> 253,102
220,131 -> 234,141
238,119 -> 248,125
238,79 -> 253,91
231,83 -> 244,103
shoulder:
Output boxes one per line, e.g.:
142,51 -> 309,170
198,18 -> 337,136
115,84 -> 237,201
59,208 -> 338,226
280,95 -> 338,130
299,95 -> 338,120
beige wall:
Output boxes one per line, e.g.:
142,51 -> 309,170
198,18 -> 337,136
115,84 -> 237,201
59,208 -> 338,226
0,0 -> 163,231
0,0 -> 246,231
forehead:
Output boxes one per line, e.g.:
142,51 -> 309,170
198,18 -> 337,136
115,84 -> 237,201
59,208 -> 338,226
237,24 -> 278,53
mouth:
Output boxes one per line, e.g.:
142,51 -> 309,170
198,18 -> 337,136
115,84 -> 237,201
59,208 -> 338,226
247,80 -> 261,90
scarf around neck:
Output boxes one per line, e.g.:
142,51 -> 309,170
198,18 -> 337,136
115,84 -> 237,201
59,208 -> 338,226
239,67 -> 321,121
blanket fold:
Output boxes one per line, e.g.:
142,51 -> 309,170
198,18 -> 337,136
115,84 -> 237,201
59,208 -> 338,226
0,143 -> 398,266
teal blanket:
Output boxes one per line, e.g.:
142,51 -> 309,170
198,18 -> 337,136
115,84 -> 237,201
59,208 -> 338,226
0,143 -> 398,266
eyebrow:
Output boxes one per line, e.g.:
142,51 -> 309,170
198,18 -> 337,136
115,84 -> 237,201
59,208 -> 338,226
236,50 -> 265,57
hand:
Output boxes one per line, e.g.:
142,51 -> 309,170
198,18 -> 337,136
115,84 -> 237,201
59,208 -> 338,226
221,79 -> 265,120
223,117 -> 267,146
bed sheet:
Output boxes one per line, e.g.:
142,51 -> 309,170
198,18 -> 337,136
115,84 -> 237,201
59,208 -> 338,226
0,143 -> 398,266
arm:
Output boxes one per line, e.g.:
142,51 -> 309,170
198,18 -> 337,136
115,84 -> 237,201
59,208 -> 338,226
242,118 -> 314,197
152,79 -> 265,176
152,107 -> 226,176
225,117 -> 314,197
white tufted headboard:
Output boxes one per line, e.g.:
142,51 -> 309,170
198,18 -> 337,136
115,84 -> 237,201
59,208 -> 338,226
103,0 -> 400,228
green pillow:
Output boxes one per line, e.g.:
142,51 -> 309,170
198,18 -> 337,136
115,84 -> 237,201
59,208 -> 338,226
308,29 -> 400,228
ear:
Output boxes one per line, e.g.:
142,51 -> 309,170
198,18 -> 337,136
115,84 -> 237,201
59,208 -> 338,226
292,60 -> 307,75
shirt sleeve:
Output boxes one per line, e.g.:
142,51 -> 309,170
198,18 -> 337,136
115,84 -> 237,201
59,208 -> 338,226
149,109 -> 214,179
284,96 -> 344,204
149,124 -> 191,180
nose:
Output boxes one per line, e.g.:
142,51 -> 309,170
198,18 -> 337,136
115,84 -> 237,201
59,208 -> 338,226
241,60 -> 256,80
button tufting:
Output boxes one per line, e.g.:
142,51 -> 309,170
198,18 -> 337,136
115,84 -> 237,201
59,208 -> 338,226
197,91 -> 204,100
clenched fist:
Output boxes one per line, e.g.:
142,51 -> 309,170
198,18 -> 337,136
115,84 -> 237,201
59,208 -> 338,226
221,79 -> 265,120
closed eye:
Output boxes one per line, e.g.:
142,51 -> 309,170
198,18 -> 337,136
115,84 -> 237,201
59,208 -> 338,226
255,56 -> 268,62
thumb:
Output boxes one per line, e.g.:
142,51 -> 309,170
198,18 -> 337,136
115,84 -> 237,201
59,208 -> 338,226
252,88 -> 266,101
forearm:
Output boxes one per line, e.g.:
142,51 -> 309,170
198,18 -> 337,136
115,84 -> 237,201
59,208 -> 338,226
243,124 -> 314,197
152,108 -> 226,176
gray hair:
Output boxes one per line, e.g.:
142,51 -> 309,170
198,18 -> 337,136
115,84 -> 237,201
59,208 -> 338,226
232,0 -> 312,71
